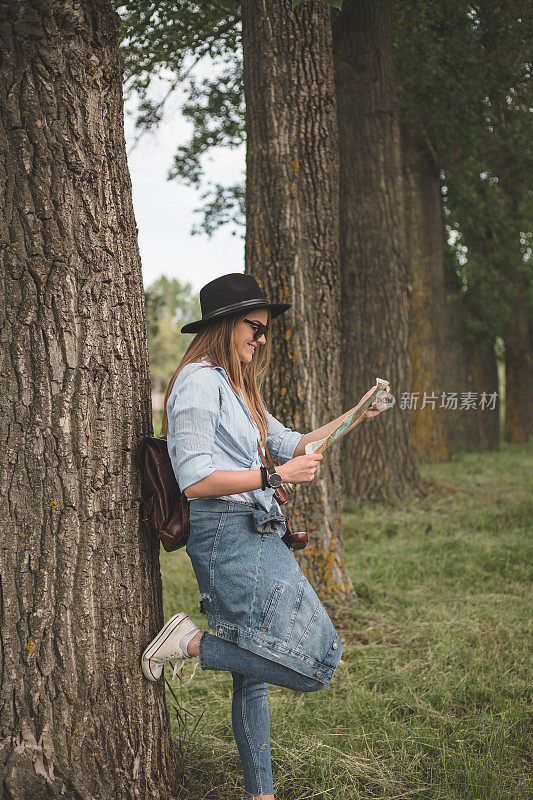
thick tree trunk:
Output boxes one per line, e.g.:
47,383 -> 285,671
0,2 -> 174,798
332,0 -> 424,502
401,123 -> 450,463
241,0 -> 355,602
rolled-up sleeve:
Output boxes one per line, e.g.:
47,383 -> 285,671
266,412 -> 303,463
167,368 -> 220,491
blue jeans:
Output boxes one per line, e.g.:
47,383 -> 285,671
199,630 -> 325,797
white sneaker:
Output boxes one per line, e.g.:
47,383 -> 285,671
141,612 -> 199,681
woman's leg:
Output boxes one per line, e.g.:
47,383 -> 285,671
231,671 -> 274,798
198,631 -> 326,692
197,633 -> 328,799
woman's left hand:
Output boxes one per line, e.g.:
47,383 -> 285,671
364,386 -> 391,420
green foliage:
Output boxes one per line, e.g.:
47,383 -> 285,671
117,0 -> 244,235
144,275 -> 199,385
160,442 -> 532,798
190,181 -> 245,237
168,58 -> 244,189
391,0 -> 533,339
115,0 -> 241,96
118,0 -> 532,343
165,54 -> 246,235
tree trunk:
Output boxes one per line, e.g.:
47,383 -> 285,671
526,318 -> 533,438
332,0 -> 424,502
441,268 -> 500,454
0,2 -> 174,798
401,123 -> 450,463
504,264 -> 529,444
450,223 -> 504,452
241,0 -> 354,602
473,340 -> 501,450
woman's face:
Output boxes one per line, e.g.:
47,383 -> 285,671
234,309 -> 268,365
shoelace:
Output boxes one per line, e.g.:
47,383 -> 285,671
161,652 -> 199,683
170,658 -> 199,684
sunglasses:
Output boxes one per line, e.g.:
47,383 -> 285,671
243,318 -> 270,341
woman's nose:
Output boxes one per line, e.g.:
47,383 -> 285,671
256,333 -> 267,345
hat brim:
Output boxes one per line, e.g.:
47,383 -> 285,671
180,302 -> 291,334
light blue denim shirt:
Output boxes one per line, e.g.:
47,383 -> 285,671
166,359 -> 303,531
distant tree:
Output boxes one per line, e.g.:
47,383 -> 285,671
145,275 -> 199,389
391,0 -> 532,443
400,122 -> 451,461
332,0 -> 426,501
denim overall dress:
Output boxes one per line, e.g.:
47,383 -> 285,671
166,360 -> 343,685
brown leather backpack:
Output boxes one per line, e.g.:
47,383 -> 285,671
136,436 -> 190,552
135,378 -> 222,551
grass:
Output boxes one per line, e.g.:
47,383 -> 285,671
159,442 -> 532,799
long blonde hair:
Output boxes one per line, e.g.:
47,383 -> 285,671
161,309 -> 273,446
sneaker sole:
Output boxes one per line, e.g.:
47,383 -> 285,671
141,612 -> 189,681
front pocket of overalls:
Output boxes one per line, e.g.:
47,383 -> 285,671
259,584 -> 285,631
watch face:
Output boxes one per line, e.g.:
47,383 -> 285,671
268,472 -> 283,488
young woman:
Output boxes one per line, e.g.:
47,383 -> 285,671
141,273 -> 385,799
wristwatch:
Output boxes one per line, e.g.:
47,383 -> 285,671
266,465 -> 283,489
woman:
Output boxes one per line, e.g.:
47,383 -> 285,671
141,273 -> 385,799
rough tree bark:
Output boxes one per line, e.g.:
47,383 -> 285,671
504,272 -> 529,444
526,318 -> 533,439
241,0 -> 355,602
472,340 -> 501,450
401,123 -> 450,463
402,133 -> 501,454
441,262 -> 500,454
332,0 -> 424,502
450,222 -> 502,452
0,2 -> 174,798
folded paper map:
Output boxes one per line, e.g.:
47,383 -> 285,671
278,378 -> 390,500
304,378 -> 390,455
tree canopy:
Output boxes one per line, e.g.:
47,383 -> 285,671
117,0 -> 532,345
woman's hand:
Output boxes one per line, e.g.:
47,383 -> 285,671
278,453 -> 323,484
364,385 -> 391,420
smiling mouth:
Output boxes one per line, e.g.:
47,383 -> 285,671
248,344 -> 256,353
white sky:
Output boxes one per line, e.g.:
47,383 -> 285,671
123,72 -> 245,294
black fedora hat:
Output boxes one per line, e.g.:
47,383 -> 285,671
181,273 -> 291,334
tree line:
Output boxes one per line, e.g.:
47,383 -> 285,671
0,1 -> 530,797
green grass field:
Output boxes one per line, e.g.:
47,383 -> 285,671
159,443 -> 532,799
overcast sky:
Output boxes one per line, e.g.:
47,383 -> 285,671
123,72 -> 245,294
